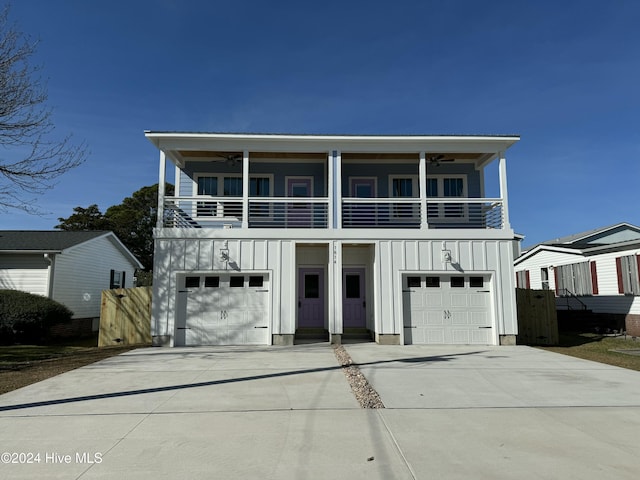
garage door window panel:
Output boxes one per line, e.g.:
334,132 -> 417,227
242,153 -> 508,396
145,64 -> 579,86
425,276 -> 440,288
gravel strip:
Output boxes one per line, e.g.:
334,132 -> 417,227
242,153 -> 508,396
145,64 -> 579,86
333,344 -> 385,409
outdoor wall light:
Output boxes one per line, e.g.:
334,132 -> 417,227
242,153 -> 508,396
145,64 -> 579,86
442,249 -> 453,264
219,240 -> 230,265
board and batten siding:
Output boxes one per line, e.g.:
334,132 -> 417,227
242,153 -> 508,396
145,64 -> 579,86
52,236 -> 138,319
152,237 -> 518,345
152,238 -> 292,345
0,254 -> 49,297
376,239 -> 517,342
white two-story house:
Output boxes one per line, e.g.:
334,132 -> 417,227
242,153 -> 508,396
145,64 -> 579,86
146,132 -> 520,347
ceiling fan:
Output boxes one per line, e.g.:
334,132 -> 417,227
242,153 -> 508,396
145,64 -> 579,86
427,154 -> 455,167
211,152 -> 243,166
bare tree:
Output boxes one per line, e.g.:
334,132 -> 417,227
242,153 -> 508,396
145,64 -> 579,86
0,6 -> 87,213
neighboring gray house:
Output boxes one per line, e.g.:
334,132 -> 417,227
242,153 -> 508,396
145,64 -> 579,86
514,223 -> 640,335
0,231 -> 143,330
146,132 -> 520,347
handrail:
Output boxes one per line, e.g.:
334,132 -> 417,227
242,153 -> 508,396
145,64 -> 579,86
557,288 -> 588,311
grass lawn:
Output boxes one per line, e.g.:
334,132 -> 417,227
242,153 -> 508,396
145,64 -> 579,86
0,337 -> 140,395
537,332 -> 640,372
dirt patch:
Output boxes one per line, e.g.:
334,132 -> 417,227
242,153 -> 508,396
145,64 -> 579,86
0,346 -> 137,395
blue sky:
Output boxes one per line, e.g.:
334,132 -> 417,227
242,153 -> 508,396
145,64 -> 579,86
1,0 -> 638,247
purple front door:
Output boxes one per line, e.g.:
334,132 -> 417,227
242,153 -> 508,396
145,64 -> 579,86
298,268 -> 324,328
343,268 -> 366,328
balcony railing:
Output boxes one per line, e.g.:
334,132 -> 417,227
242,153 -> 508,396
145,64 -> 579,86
162,196 -> 504,229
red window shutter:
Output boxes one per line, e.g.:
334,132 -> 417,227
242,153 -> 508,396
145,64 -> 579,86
554,267 -> 559,295
590,261 -> 599,295
515,273 -> 520,288
615,257 -> 624,294
525,270 -> 531,289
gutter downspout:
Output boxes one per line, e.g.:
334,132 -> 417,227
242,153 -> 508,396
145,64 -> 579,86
43,253 -> 56,298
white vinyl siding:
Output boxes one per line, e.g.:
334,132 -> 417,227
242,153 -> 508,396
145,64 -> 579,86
0,254 -> 49,297
52,235 -> 138,319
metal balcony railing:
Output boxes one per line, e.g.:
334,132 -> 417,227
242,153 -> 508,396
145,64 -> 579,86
162,196 -> 504,229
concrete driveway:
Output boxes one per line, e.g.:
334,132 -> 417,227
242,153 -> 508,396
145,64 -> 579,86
0,344 -> 639,479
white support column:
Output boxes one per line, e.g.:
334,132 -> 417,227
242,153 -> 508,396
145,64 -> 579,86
330,240 -> 343,341
156,151 -> 166,229
242,150 -> 249,229
327,151 -> 333,228
498,152 -> 511,230
335,150 -> 342,228
419,151 -> 428,229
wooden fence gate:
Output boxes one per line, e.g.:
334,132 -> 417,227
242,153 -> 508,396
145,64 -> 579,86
99,287 -> 152,347
516,288 -> 559,345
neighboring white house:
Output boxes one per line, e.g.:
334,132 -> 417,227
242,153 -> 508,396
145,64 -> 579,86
514,223 -> 640,336
146,132 -> 520,347
0,231 -> 143,328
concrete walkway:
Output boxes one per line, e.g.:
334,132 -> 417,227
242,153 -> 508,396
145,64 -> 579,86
0,343 -> 639,479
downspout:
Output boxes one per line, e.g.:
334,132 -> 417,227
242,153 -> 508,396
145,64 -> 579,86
43,253 -> 56,298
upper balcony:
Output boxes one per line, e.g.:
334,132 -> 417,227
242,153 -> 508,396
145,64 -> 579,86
162,196 -> 505,229
146,133 -> 518,232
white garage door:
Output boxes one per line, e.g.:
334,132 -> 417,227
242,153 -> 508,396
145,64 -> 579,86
403,274 -> 494,345
176,273 -> 269,345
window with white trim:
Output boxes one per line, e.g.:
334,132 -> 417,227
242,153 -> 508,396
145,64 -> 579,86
617,255 -> 640,295
389,175 -> 418,220
555,262 -> 593,296
515,270 -> 529,289
426,175 -> 467,220
110,270 -> 126,289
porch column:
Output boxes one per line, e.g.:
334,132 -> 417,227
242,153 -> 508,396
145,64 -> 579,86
327,151 -> 333,228
419,151 -> 428,229
330,240 -> 343,344
498,152 -> 511,230
242,150 -> 249,229
156,151 -> 166,229
334,150 -> 342,229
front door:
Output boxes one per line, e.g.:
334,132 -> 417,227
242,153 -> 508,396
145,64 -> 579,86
298,268 -> 324,328
343,268 -> 366,328
347,177 -> 376,227
287,177 -> 312,226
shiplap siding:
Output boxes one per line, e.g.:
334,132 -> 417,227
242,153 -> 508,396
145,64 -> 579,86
0,254 -> 49,296
152,237 -> 518,345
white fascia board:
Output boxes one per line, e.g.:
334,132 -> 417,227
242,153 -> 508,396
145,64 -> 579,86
514,245 -> 585,265
154,227 -> 516,242
0,249 -> 62,254
144,132 -> 520,155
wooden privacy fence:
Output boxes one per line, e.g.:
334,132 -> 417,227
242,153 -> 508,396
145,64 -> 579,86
516,288 -> 559,345
99,287 -> 152,347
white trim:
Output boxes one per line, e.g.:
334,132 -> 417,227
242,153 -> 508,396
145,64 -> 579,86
426,174 -> 469,222
388,174 -> 419,198
348,176 -> 378,197
285,176 -> 314,197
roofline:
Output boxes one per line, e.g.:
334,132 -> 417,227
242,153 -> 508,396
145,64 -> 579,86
515,238 -> 640,265
0,250 -> 62,254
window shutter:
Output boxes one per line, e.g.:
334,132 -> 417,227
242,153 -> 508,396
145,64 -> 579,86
110,269 -> 115,289
590,261 -> 599,295
122,271 -> 126,289
525,270 -> 531,289
554,267 -> 559,295
615,257 -> 624,294
515,272 -> 520,288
